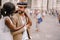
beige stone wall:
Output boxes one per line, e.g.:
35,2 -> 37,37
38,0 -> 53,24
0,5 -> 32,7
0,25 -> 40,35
1,0 -> 60,11
48,0 -> 57,9
56,0 -> 60,11
1,0 -> 10,7
31,0 -> 47,10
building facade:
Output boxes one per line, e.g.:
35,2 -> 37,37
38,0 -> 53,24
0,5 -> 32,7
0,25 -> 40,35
1,0 -> 60,11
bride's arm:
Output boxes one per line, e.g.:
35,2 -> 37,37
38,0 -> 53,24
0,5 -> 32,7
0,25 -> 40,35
5,17 -> 24,31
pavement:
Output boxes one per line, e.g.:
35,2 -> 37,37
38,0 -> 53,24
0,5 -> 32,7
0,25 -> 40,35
30,14 -> 60,40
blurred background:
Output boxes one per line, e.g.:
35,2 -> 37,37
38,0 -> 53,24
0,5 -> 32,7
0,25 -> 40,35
0,0 -> 60,12
0,0 -> 60,40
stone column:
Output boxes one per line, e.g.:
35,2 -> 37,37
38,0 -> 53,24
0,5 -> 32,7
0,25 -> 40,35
48,0 -> 56,10
31,0 -> 38,9
1,0 -> 10,7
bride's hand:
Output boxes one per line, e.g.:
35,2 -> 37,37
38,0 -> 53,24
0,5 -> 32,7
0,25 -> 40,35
24,25 -> 28,29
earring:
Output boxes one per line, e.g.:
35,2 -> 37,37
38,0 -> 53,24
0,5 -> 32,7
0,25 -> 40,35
5,11 -> 6,14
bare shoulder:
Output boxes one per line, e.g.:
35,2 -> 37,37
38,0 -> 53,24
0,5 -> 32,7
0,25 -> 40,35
5,17 -> 11,22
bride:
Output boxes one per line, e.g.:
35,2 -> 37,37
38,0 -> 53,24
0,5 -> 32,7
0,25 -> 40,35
0,2 -> 15,40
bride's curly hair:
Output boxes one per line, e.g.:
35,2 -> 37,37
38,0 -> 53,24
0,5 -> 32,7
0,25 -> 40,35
1,2 -> 15,17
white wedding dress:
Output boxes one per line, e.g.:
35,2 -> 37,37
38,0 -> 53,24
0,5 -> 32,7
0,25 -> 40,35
0,17 -> 13,40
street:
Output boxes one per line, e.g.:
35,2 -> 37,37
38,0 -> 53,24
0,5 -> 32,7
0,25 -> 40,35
30,14 -> 60,40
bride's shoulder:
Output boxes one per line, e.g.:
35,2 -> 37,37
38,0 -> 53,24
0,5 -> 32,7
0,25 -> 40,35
4,16 -> 10,19
4,16 -> 11,21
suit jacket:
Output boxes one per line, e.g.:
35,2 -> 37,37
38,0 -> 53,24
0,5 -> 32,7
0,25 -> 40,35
10,13 -> 30,40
